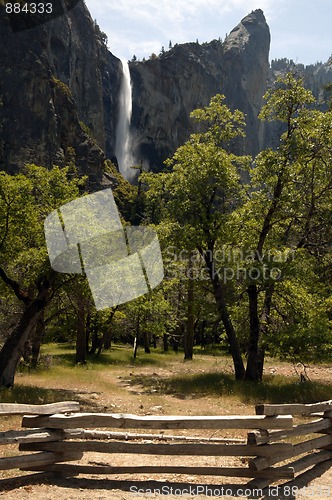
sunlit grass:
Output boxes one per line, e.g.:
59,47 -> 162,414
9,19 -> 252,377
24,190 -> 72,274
1,343 -> 331,409
0,384 -> 72,405
0,344 -> 181,406
131,371 -> 332,405
39,343 -> 180,369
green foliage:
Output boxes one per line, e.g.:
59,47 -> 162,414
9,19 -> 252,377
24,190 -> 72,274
103,160 -> 138,223
0,165 -> 85,271
142,94 -> 250,250
190,94 -> 246,144
233,73 -> 332,361
52,77 -> 73,99
0,165 -> 86,342
142,76 -> 332,368
259,73 -> 315,123
2,74 -> 331,381
79,121 -> 95,141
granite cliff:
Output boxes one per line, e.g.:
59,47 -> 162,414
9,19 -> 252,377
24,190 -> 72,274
0,5 -> 271,180
0,4 -> 331,182
0,1 -> 121,186
130,9 -> 270,169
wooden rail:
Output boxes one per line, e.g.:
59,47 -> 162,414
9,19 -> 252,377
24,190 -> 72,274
0,401 -> 80,415
21,412 -> 293,431
255,400 -> 332,416
1,400 -> 332,489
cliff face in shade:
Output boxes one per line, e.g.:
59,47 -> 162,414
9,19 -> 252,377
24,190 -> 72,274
1,4 -> 331,182
129,9 -> 271,170
221,9 -> 271,156
1,5 -> 271,180
0,1 -> 121,187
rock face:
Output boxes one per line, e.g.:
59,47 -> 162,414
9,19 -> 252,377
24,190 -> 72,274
0,1 -> 121,186
130,9 -> 271,170
221,9 -> 270,156
270,57 -> 332,106
1,5 -> 331,182
0,7 -> 272,179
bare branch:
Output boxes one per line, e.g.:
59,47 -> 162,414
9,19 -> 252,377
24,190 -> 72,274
0,266 -> 31,306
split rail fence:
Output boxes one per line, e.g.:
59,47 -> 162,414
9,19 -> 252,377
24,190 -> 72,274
0,400 -> 332,489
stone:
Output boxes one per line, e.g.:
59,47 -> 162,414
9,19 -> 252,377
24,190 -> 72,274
1,5 -> 331,185
0,2 -> 121,187
130,9 -> 270,170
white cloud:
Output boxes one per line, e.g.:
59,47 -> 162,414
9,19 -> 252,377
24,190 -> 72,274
87,0 -> 273,58
84,0 -> 332,64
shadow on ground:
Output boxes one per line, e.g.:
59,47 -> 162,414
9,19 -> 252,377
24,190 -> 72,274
42,350 -> 165,368
1,460 -> 332,499
262,459 -> 332,499
131,371 -> 332,404
0,384 -> 99,411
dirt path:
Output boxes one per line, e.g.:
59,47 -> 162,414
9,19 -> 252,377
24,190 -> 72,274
1,464 -> 332,500
1,357 -> 332,499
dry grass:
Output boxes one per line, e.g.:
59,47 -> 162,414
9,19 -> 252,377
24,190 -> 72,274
1,344 -> 332,414
0,347 -> 332,497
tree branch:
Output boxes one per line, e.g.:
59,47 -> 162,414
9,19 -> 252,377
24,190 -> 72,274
0,266 -> 31,306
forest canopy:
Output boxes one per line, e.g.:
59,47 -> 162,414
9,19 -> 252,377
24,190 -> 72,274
0,74 -> 331,387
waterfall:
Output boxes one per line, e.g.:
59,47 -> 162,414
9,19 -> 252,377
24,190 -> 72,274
115,59 -> 135,181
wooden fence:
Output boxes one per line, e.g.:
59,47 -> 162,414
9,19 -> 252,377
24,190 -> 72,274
1,400 -> 332,490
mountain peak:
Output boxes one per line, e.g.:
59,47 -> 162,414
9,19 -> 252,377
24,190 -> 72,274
244,9 -> 266,23
226,8 -> 270,50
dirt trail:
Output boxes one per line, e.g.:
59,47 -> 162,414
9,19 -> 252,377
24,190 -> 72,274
1,359 -> 332,499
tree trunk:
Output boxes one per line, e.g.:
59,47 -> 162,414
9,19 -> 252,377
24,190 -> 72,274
101,331 -> 112,351
245,281 -> 275,380
30,313 -> 44,369
204,251 -> 245,380
257,347 -> 265,381
101,308 -> 117,351
257,284 -> 274,379
163,333 -> 169,352
245,284 -> 261,380
142,329 -> 151,354
199,320 -> 207,349
0,287 -> 50,388
214,280 -> 245,380
75,301 -> 86,364
184,273 -> 194,360
102,328 -> 112,350
85,312 -> 91,354
89,330 -> 100,355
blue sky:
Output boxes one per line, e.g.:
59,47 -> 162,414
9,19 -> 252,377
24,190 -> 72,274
84,0 -> 331,66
